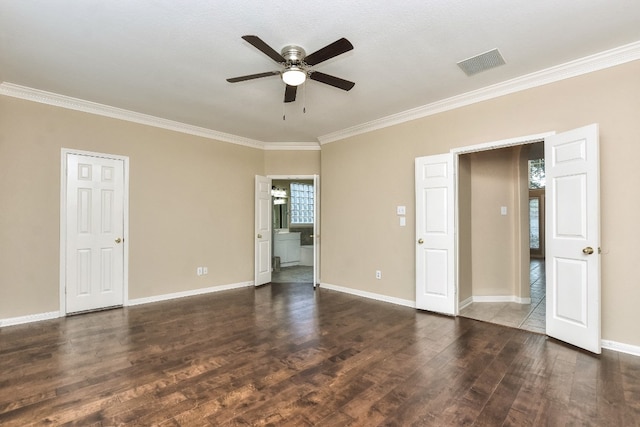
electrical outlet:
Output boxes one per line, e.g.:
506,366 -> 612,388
197,267 -> 203,276
376,270 -> 382,279
203,267 -> 208,275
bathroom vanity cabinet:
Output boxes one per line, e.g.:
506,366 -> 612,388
274,232 -> 301,267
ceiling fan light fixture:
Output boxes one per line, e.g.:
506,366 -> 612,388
282,66 -> 306,86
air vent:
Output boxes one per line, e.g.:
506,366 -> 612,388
457,48 -> 506,76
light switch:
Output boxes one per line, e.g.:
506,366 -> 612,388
501,206 -> 507,216
400,216 -> 406,227
397,206 -> 406,215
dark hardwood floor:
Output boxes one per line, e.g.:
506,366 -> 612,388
1,283 -> 639,426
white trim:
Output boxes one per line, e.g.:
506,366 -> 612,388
0,82 -> 265,150
320,282 -> 416,309
318,40 -> 640,144
264,142 -> 321,151
451,132 -> 554,155
0,311 -> 60,327
4,41 -> 640,148
459,296 -> 473,311
601,340 -> 640,357
60,149 -> 130,316
127,281 -> 254,306
471,295 -> 532,304
269,174 -> 317,180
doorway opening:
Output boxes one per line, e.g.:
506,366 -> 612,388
270,177 -> 316,285
456,140 -> 547,333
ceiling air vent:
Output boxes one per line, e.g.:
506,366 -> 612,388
457,48 -> 506,76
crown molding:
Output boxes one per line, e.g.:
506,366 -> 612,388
263,141 -> 321,151
318,40 -> 640,144
0,82 -> 266,150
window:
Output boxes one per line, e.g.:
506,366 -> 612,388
528,158 -> 545,189
290,182 -> 314,225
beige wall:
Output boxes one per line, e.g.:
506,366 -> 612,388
457,155 -> 472,302
464,145 -> 529,299
321,59 -> 640,347
0,96 -> 263,317
264,150 -> 320,175
2,59 -> 640,348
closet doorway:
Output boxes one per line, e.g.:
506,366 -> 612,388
457,141 -> 547,333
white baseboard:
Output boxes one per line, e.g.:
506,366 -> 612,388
471,295 -> 532,304
3,284 -> 639,359
127,281 -> 254,306
601,340 -> 640,357
459,296 -> 473,310
0,311 -> 61,327
319,282 -> 415,309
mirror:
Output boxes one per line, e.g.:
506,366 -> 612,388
273,202 -> 288,230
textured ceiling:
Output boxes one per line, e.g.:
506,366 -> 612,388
1,1 -> 640,143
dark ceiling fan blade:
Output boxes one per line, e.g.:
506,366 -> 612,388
309,71 -> 355,91
226,71 -> 280,83
284,85 -> 297,103
304,38 -> 353,66
241,35 -> 286,63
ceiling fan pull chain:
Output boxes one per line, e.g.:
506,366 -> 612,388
303,82 -> 306,114
282,102 -> 286,121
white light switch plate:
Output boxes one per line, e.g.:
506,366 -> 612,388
400,216 -> 406,227
501,206 -> 507,215
397,206 -> 406,215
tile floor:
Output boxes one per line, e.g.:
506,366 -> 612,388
271,265 -> 313,283
459,259 -> 546,334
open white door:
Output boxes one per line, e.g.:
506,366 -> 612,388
313,174 -> 320,289
545,124 -> 601,353
255,175 -> 272,286
415,153 -> 456,315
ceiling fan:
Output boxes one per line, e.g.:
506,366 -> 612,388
226,35 -> 355,103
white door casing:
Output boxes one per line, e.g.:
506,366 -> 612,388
63,152 -> 126,314
545,124 -> 601,354
415,153 -> 456,315
313,174 -> 320,288
255,175 -> 272,286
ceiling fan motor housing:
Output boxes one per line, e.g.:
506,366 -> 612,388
281,45 -> 306,64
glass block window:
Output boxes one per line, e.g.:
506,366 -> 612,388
290,182 -> 314,225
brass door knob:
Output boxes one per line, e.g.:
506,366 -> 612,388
115,237 -> 122,244
418,238 -> 424,244
582,246 -> 594,255
257,234 -> 262,239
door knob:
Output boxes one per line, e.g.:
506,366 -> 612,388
115,237 -> 122,244
418,238 -> 424,244
257,234 -> 262,239
582,246 -> 594,255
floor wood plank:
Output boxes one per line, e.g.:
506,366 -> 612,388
0,283 -> 638,426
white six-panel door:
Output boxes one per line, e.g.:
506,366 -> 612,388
545,124 -> 601,353
65,153 -> 125,314
415,153 -> 456,315
255,175 -> 272,286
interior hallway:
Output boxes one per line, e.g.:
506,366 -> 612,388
459,259 -> 546,333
